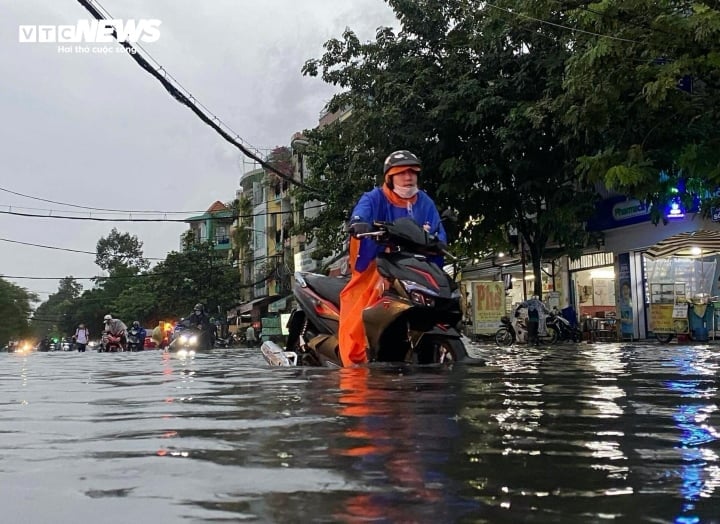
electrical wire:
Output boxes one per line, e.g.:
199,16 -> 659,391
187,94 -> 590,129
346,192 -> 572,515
0,199 -> 326,221
75,0 -> 321,195
0,186 -> 206,215
0,237 -> 166,260
554,1 -> 680,38
1,253 -> 285,280
484,3 -> 642,44
0,205 -> 325,221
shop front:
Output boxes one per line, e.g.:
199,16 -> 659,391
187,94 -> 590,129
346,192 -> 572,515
461,255 -> 569,337
601,211 -> 720,341
643,231 -> 720,342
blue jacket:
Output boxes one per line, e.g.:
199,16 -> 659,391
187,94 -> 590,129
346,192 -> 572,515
349,187 -> 447,272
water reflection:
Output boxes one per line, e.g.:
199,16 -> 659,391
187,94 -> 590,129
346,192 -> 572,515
327,366 -> 481,522
2,344 -> 720,522
665,349 -> 719,523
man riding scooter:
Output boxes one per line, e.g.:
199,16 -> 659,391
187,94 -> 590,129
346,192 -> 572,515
102,314 -> 127,351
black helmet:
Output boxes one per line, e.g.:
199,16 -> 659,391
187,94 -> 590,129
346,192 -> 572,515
132,321 -> 140,328
383,150 -> 421,176
194,303 -> 204,312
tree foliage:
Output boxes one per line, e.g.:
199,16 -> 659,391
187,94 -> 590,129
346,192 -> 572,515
95,228 -> 149,273
297,0 -> 601,296
557,0 -> 720,218
31,276 -> 82,337
0,278 -> 37,345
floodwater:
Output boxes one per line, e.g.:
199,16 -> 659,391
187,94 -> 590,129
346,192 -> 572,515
1,342 -> 719,523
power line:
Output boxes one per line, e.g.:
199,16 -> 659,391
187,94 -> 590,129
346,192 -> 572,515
0,237 -> 166,260
75,0 -> 321,195
0,236 -> 291,267
1,253 -> 285,281
0,205 -> 320,221
0,186 -> 207,215
556,1 -> 679,38
485,3 -> 642,44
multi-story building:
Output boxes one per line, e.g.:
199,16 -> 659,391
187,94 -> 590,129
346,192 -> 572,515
182,201 -> 234,257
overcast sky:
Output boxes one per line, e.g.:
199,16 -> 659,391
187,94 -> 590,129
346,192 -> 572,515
0,0 -> 397,301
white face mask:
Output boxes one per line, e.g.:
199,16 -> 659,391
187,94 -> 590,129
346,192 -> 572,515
392,185 -> 419,199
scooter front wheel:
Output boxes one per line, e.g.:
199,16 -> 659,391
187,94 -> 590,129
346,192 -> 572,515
415,336 -> 473,365
572,329 -> 583,343
495,327 -> 513,346
542,326 -> 558,345
656,332 -> 674,343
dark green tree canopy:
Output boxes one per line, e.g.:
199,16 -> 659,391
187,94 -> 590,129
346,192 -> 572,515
95,227 -> 149,273
0,278 -> 37,345
298,0 -> 601,296
557,0 -> 720,218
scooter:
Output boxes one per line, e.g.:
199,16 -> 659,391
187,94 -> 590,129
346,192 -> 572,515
495,305 -> 558,346
261,217 -> 481,367
547,308 -> 582,342
127,326 -> 145,352
100,332 -> 125,352
168,326 -> 206,355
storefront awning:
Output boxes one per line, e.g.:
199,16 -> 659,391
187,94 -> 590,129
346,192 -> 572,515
268,296 -> 289,313
645,230 -> 720,258
238,296 -> 274,314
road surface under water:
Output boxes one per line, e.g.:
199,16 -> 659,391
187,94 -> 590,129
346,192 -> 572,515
1,342 -> 719,523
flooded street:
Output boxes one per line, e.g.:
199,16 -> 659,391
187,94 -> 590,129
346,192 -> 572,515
2,342 -> 719,523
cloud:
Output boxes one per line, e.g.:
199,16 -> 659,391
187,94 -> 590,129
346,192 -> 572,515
0,0 -> 396,304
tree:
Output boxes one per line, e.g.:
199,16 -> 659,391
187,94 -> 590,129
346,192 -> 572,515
150,241 -> 241,319
558,0 -> 720,218
30,276 -> 82,337
96,228 -> 149,273
298,0 -> 600,296
0,278 -> 37,345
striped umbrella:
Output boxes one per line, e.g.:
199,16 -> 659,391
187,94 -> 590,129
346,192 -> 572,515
645,229 -> 720,258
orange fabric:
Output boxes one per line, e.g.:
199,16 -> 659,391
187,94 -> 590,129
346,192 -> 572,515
333,367 -> 442,522
384,164 -> 420,185
381,183 -> 418,206
338,237 -> 383,366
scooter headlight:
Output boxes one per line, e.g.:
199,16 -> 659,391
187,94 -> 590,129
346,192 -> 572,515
188,335 -> 198,346
401,280 -> 439,307
179,334 -> 189,344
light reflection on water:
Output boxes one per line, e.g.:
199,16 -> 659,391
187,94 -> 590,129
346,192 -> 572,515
0,343 -> 719,523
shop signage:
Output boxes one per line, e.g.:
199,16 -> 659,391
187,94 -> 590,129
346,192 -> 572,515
672,304 -> 688,318
712,207 -> 720,222
649,304 -> 674,332
612,200 -> 649,221
472,281 -> 506,335
650,304 -> 689,334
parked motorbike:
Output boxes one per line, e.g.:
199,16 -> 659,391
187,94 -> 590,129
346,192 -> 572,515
261,218 -> 482,367
214,332 -> 241,348
547,309 -> 583,342
495,305 -> 559,346
127,326 -> 145,352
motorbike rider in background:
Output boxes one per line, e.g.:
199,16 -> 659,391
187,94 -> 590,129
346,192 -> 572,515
103,314 -> 128,351
338,150 -> 447,367
128,321 -> 147,351
185,303 -> 213,351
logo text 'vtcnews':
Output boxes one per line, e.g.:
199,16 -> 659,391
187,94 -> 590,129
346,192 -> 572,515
19,20 -> 162,44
